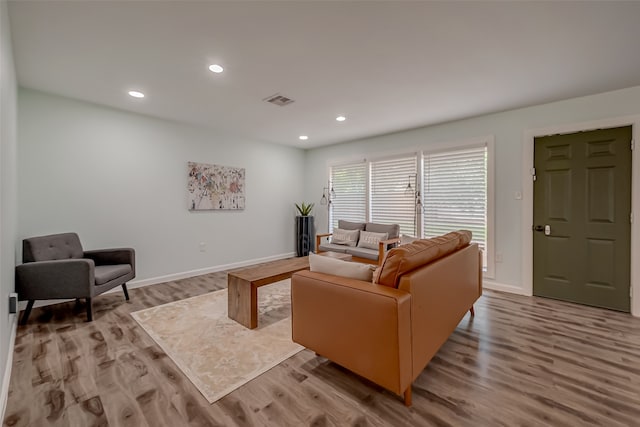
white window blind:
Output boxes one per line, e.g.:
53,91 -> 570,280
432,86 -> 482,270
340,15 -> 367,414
370,156 -> 417,236
330,163 -> 367,232
423,145 -> 487,255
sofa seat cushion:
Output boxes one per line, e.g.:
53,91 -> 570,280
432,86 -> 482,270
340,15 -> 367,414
346,246 -> 379,261
375,230 -> 472,288
309,252 -> 374,281
318,243 -> 349,253
94,264 -> 132,285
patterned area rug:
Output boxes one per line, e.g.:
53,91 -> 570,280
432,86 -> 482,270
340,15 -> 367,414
131,279 -> 303,404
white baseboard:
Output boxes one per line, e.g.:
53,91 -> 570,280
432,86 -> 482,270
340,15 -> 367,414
0,313 -> 17,423
482,279 -> 530,296
18,252 -> 297,310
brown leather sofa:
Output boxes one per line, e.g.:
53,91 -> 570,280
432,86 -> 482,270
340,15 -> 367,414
291,231 -> 482,406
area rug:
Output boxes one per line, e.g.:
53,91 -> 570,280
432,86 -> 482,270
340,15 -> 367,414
130,279 -> 303,404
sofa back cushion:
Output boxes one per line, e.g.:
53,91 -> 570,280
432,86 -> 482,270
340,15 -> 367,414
374,230 -> 472,288
309,252 -> 375,281
23,232 -> 84,262
365,222 -> 400,239
338,220 -> 366,231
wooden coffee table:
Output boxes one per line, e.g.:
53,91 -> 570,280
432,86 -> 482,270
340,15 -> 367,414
227,252 -> 352,329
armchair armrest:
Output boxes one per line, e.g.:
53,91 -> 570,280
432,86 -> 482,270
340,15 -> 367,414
16,259 -> 95,300
315,233 -> 332,253
291,270 -> 412,395
84,248 -> 135,268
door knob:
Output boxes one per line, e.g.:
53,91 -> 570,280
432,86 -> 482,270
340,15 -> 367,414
534,225 -> 544,232
534,225 -> 551,235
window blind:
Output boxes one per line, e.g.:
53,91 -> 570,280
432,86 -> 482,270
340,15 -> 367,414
329,163 -> 367,232
422,145 -> 487,254
370,156 -> 417,236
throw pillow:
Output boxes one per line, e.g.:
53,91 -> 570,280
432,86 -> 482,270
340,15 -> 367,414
331,228 -> 360,246
357,230 -> 388,250
309,252 -> 375,281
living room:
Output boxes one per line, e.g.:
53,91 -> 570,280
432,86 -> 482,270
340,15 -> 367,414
2,2 -> 640,425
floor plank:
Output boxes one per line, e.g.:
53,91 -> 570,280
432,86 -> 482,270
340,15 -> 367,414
4,266 -> 640,427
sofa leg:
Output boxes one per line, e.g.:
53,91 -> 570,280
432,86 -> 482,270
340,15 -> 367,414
86,298 -> 93,322
122,283 -> 130,301
20,300 -> 35,325
403,386 -> 412,407
469,305 -> 475,317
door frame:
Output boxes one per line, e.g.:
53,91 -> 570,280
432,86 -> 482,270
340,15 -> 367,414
522,115 -> 640,317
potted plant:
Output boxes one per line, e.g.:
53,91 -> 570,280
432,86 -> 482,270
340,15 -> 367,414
295,202 -> 315,256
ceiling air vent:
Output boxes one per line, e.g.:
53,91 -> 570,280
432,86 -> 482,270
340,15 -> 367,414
263,93 -> 295,107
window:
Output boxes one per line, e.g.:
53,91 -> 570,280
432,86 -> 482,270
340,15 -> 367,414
327,138 -> 493,275
329,162 -> 367,232
423,145 -> 488,268
370,156 -> 417,236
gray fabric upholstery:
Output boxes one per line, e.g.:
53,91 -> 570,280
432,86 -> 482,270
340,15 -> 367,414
94,265 -> 132,285
23,232 -> 84,262
345,246 -> 379,261
365,222 -> 400,239
338,220 -> 366,231
318,243 -> 349,253
16,232 -> 135,324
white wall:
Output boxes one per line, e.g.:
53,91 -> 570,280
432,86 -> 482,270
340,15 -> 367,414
0,0 -> 18,419
305,85 -> 640,314
18,89 -> 306,282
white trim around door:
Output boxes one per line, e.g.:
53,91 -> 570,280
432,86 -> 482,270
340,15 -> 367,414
522,115 -> 640,317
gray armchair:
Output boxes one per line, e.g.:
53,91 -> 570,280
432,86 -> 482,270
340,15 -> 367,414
16,232 -> 135,324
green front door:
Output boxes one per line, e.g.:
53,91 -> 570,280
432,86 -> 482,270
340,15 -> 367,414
533,126 -> 632,312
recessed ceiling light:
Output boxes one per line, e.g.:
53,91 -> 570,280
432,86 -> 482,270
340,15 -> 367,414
299,135 -> 309,141
208,64 -> 224,73
336,116 -> 346,122
128,90 -> 145,98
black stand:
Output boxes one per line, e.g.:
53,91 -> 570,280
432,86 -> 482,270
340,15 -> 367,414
296,216 -> 315,256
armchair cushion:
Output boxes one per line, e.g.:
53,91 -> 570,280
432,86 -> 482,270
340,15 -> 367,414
318,243 -> 349,253
94,265 -> 132,285
366,223 -> 400,239
23,232 -> 84,262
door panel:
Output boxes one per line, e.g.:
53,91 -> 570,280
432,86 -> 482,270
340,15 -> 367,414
533,126 -> 631,312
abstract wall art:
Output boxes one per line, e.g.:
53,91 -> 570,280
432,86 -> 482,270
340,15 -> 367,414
188,162 -> 245,210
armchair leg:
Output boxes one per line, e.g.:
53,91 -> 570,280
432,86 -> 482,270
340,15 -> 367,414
86,298 -> 93,322
20,300 -> 35,325
122,283 -> 130,301
403,386 -> 412,407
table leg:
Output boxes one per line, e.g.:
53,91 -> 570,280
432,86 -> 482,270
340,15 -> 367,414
228,275 -> 258,329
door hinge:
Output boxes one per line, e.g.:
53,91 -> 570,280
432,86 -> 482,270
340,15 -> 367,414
631,212 -> 634,224
631,286 -> 633,298
531,167 -> 536,182
632,140 -> 635,151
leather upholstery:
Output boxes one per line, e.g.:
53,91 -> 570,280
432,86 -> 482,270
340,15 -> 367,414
291,239 -> 481,403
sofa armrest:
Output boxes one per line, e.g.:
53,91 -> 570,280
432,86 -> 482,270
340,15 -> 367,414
16,259 -> 95,300
291,270 -> 412,395
84,248 -> 135,269
378,237 -> 400,264
315,233 -> 332,252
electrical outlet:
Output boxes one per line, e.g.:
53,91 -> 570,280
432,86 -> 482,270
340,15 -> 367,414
9,292 -> 18,314
199,242 -> 207,252
495,252 -> 503,263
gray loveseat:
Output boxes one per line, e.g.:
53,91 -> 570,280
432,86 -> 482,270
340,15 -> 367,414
15,232 -> 135,324
316,220 -> 400,265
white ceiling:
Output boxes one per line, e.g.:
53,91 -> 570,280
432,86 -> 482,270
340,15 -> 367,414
8,1 -> 640,148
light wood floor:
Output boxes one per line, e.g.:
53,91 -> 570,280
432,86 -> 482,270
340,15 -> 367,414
3,268 -> 640,427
